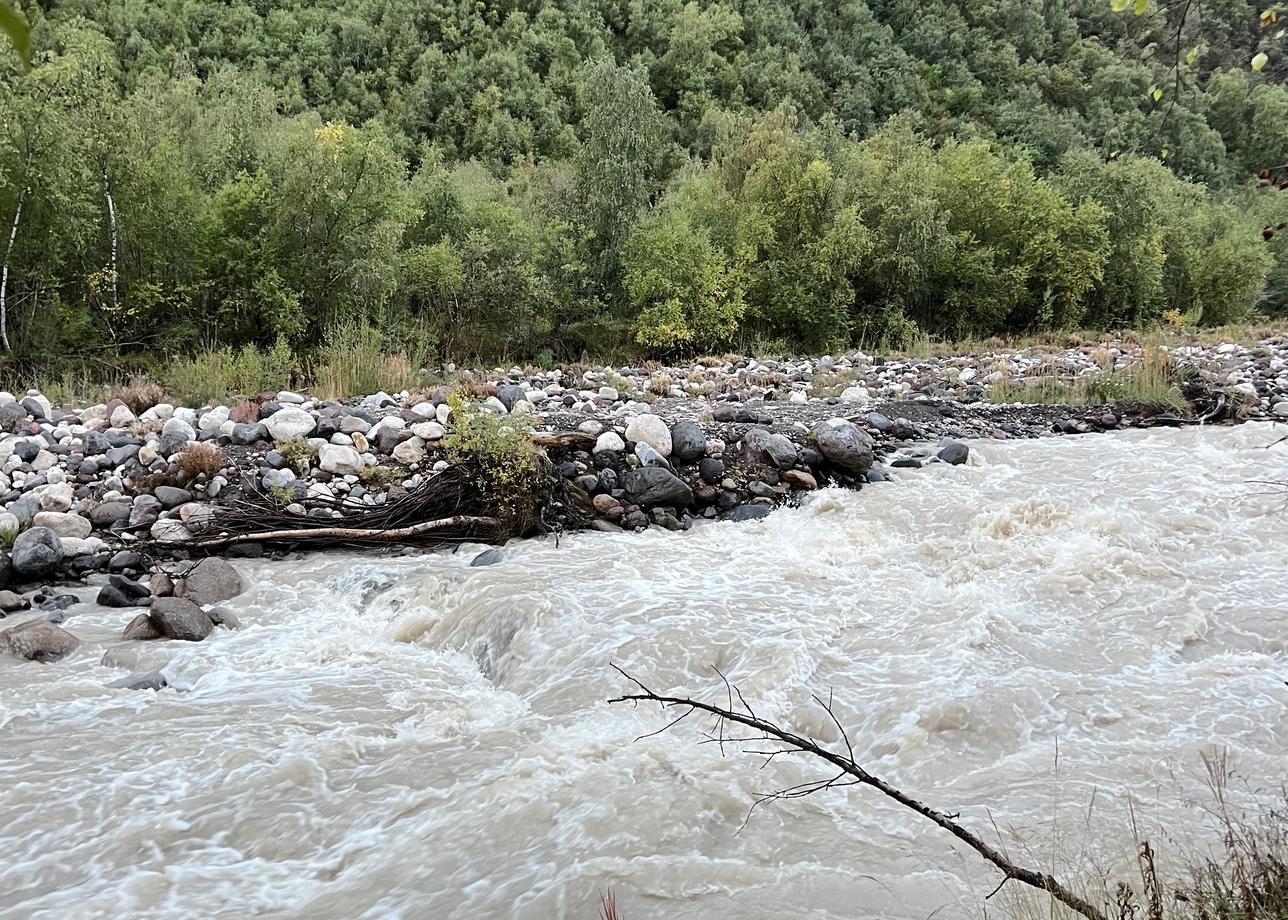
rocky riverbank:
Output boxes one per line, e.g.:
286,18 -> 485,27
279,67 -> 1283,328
2,334 -> 1286,662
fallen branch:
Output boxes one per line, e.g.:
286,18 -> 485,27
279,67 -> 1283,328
608,668 -> 1108,920
151,514 -> 502,550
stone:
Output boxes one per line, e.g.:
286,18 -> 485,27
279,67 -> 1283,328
10,527 -> 64,576
1,619 -> 79,661
726,504 -> 773,522
698,457 -> 725,484
764,433 -> 798,470
497,384 -> 527,410
98,584 -> 140,608
813,418 -> 874,475
88,502 -> 132,528
32,511 -> 91,539
391,439 -> 425,465
122,612 -> 163,640
782,469 -> 818,490
38,482 -> 75,512
175,557 -> 243,605
80,430 -> 111,455
669,420 -> 706,464
263,407 -> 316,441
0,589 -> 26,611
622,467 -> 693,507
469,548 -> 504,567
161,417 -> 196,441
592,493 -> 622,514
109,404 -> 137,428
108,550 -> 144,572
318,443 -> 363,476
153,486 -> 193,509
207,607 -> 242,629
624,414 -> 672,457
149,597 -> 214,641
410,421 -> 445,441
594,432 -> 625,454
937,440 -> 969,465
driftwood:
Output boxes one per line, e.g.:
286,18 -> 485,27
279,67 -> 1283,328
530,430 -> 597,450
609,667 -> 1109,920
145,457 -> 567,554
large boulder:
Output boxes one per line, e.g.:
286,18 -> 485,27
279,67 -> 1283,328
318,443 -> 363,476
624,414 -> 672,457
149,597 -> 214,641
622,467 -> 693,507
10,527 -> 64,577
813,418 -> 874,475
175,558 -> 244,605
669,420 -> 706,464
937,440 -> 969,465
263,406 -> 316,441
2,619 -> 79,661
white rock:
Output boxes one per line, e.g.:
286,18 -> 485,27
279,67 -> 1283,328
624,414 -> 672,456
840,385 -> 869,401
317,443 -> 362,476
482,396 -> 508,415
436,403 -> 452,425
38,482 -> 74,512
1273,402 -> 1288,418
705,438 -> 726,457
578,420 -> 604,435
33,511 -> 91,538
0,511 -> 18,533
598,386 -> 619,401
161,417 -> 196,441
60,536 -> 107,556
138,444 -> 159,466
198,407 -> 230,430
0,391 -> 13,405
392,439 -> 426,465
277,391 -> 306,404
410,401 -> 436,417
411,421 -> 446,441
788,389 -> 808,404
594,432 -> 626,453
329,433 -> 354,446
109,404 -> 137,428
150,519 -> 193,542
264,407 -> 316,440
371,416 -> 406,434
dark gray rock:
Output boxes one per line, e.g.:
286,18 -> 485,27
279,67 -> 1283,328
13,441 -> 39,463
1,619 -> 79,661
153,486 -> 193,509
866,412 -> 894,434
10,527 -> 64,577
105,444 -> 141,467
937,440 -> 969,465
0,550 -> 10,589
80,430 -> 111,455
231,423 -> 269,445
698,457 -> 724,484
149,597 -> 214,641
726,504 -> 773,522
669,420 -> 706,464
108,550 -> 145,572
97,584 -> 140,608
622,467 -> 693,507
19,397 -> 45,419
88,502 -> 132,528
813,419 -> 874,475
109,575 -> 151,601
497,384 -> 527,411
0,402 -> 28,431
469,548 -> 504,567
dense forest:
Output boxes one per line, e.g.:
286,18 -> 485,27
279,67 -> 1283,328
0,0 -> 1287,375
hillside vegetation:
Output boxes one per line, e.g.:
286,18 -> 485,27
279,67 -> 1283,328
1,0 -> 1287,377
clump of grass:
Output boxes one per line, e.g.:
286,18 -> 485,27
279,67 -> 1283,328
165,339 -> 294,405
175,441 -> 229,480
0,525 -> 17,548
988,346 -> 1188,413
113,379 -> 166,414
311,320 -> 433,400
276,436 -> 317,472
266,482 -> 299,505
647,373 -> 674,396
357,465 -> 403,486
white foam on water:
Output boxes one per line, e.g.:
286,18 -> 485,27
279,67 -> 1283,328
2,425 -> 1287,919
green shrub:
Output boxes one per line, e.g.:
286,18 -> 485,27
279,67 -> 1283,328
276,436 -> 317,472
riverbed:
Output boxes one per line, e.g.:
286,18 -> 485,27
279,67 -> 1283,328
2,424 -> 1286,919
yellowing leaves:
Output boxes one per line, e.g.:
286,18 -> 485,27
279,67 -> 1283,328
1133,0 -> 1148,14
313,121 -> 346,159
1252,51 -> 1269,71
1110,0 -> 1130,11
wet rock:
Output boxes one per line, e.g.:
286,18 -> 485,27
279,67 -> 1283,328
937,440 -> 969,465
726,504 -> 772,522
108,550 -> 144,572
813,419 -> 874,475
122,612 -> 163,640
98,584 -> 140,608
175,558 -> 243,605
782,469 -> 818,490
1,618 -> 77,660
149,597 -> 214,641
622,467 -> 693,507
10,527 -> 64,577
0,589 -> 27,612
469,548 -> 504,567
764,433 -> 798,470
207,607 -> 242,629
108,670 -> 167,691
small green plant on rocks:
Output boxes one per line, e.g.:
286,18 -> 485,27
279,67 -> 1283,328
0,525 -> 16,548
276,436 -> 317,472
357,465 -> 403,486
266,483 -> 298,505
443,390 -> 545,528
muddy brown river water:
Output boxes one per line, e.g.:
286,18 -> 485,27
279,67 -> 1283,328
2,424 -> 1287,919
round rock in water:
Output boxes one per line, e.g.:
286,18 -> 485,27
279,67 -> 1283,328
176,558 -> 244,606
149,597 -> 215,642
1,619 -> 79,661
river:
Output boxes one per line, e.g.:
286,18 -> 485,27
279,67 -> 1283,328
2,424 -> 1287,919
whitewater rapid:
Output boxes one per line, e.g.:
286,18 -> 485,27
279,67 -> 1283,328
2,424 -> 1286,919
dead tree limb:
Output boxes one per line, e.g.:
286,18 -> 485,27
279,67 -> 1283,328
608,668 -> 1109,920
151,514 -> 502,551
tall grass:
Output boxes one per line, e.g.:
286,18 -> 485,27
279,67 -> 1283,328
311,320 -> 436,400
988,345 -> 1190,413
164,339 -> 295,406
